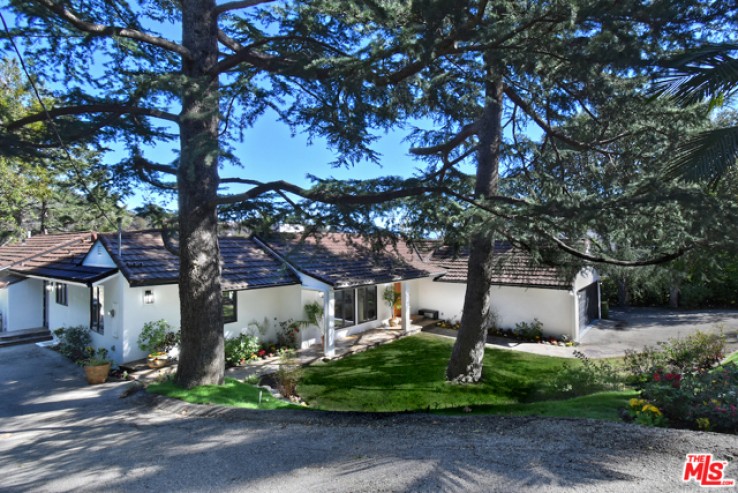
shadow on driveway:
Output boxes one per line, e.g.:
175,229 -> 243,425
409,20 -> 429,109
580,307 -> 738,358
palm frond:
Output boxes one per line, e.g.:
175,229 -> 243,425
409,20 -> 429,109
666,126 -> 738,183
653,43 -> 738,106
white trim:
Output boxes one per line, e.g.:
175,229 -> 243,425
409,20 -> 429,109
12,274 -> 89,288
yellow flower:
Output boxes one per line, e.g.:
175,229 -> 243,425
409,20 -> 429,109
629,398 -> 646,408
641,404 -> 662,416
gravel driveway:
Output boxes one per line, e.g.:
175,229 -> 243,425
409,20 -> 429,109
1,344 -> 737,492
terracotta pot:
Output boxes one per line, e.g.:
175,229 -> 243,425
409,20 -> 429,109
84,363 -> 111,385
147,357 -> 169,369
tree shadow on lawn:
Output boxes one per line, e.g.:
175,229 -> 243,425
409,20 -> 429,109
298,334 -> 575,412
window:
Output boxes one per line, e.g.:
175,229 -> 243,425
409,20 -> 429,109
223,291 -> 237,324
357,285 -> 377,323
334,286 -> 379,328
55,283 -> 68,306
334,289 -> 355,328
90,286 -> 104,334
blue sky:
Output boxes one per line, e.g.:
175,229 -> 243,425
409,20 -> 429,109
0,4 -> 486,212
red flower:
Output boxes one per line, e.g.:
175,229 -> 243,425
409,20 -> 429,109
653,372 -> 661,382
257,349 -> 266,357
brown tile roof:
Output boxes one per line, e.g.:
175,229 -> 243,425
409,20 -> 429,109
259,232 -> 443,288
1,232 -> 116,284
0,232 -> 96,269
425,241 -> 573,289
98,231 -> 299,290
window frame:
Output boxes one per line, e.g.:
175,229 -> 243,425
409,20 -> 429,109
357,285 -> 378,324
334,285 -> 379,328
222,290 -> 238,324
90,286 -> 104,334
334,288 -> 356,329
55,283 -> 68,306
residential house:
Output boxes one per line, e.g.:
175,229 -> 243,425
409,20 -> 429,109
0,230 -> 600,363
412,242 -> 601,341
0,232 -> 100,333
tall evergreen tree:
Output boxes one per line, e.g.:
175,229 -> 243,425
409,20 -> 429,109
0,59 -> 120,241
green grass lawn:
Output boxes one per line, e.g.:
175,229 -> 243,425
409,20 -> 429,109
297,332 -> 633,418
148,378 -> 302,410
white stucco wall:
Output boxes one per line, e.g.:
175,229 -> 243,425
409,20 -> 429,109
121,283 -> 181,362
0,285 -> 8,331
7,278 -> 45,331
47,283 -> 91,332
83,240 -> 117,268
414,278 -> 579,340
573,267 -> 600,291
490,285 -> 576,340
224,284 -> 303,343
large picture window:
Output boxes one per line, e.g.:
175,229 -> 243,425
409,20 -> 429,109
335,286 -> 378,328
223,291 -> 237,324
90,286 -> 104,334
334,289 -> 355,329
357,285 -> 377,324
55,283 -> 68,306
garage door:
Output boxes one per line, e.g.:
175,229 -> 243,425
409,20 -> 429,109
577,283 -> 599,329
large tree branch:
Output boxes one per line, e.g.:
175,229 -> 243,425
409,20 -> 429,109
545,234 -> 693,267
214,0 -> 275,16
410,123 -> 479,156
30,0 -> 192,60
6,103 -> 179,131
214,177 -> 525,208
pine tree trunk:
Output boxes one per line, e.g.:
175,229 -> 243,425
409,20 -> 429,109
174,0 -> 225,388
446,72 -> 503,383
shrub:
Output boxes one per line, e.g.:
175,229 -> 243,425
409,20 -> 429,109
514,319 -> 543,341
137,320 -> 180,355
623,330 -> 725,386
277,319 -> 301,349
542,351 -> 623,398
224,333 -> 260,366
274,350 -> 303,399
54,326 -> 92,363
640,364 -> 738,433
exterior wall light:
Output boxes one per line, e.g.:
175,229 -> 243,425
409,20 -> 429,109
144,290 -> 154,304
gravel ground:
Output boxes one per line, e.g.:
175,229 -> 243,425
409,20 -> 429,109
1,344 -> 737,492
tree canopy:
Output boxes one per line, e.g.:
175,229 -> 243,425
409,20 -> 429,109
2,1 -> 737,386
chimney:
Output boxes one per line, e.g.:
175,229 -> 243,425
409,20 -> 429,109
117,218 -> 123,258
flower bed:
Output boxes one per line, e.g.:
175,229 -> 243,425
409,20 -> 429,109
622,330 -> 738,433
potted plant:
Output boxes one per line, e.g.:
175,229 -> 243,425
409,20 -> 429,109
137,320 -> 180,368
303,301 -> 324,346
383,286 -> 401,327
82,347 -> 112,385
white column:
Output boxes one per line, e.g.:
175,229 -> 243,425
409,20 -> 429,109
401,281 -> 411,333
323,289 -> 335,358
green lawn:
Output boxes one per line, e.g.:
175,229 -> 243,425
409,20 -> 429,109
148,378 -> 302,410
298,332 -> 633,418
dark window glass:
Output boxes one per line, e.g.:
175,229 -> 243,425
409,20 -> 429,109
55,283 -> 68,306
334,289 -> 355,328
357,285 -> 377,323
90,286 -> 104,334
223,291 -> 237,324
